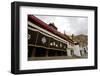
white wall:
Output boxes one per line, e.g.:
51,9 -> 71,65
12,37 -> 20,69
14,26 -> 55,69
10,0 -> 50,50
74,45 -> 81,56
0,0 -> 99,76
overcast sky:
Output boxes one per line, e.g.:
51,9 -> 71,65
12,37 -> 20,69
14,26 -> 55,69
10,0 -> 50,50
35,15 -> 88,35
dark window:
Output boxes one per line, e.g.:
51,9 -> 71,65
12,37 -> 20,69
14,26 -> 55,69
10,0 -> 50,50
48,50 -> 56,56
56,51 -> 62,56
35,47 -> 46,57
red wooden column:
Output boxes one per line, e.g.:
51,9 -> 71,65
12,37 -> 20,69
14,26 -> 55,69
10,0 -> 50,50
32,48 -> 36,57
45,50 -> 48,57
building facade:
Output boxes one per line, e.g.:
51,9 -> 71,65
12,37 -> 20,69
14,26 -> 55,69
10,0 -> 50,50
28,15 -> 87,60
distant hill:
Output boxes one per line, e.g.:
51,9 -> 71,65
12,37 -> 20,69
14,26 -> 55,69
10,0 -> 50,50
70,34 -> 88,47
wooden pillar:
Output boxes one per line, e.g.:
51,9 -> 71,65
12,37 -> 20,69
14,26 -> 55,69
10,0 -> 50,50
32,47 -> 36,57
55,51 -> 57,56
45,50 -> 48,57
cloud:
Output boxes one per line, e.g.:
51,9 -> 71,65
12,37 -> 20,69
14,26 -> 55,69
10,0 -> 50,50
35,15 -> 88,35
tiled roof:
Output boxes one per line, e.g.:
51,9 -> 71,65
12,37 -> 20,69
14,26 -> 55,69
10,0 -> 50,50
28,15 -> 74,43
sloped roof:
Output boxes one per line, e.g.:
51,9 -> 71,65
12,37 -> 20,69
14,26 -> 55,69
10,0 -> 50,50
28,15 -> 74,43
